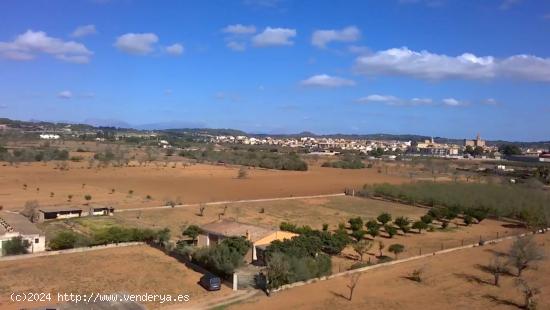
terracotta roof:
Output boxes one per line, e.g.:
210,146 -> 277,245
200,219 -> 276,243
0,211 -> 42,236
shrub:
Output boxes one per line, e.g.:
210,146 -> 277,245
348,217 -> 364,231
377,213 -> 392,225
49,231 -> 86,250
2,236 -> 30,255
384,224 -> 398,238
412,220 -> 428,233
389,243 -> 405,259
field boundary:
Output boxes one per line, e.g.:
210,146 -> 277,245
0,242 -> 145,262
118,193 -> 346,212
271,229 -> 544,294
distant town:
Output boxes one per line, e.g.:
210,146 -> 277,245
1,118 -> 549,162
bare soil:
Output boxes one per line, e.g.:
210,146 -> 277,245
0,161 -> 406,211
230,233 -> 550,310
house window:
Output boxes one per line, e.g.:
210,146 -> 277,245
35,238 -> 39,243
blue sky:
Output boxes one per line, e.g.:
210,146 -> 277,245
0,0 -> 549,141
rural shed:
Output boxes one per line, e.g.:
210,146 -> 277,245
198,219 -> 297,264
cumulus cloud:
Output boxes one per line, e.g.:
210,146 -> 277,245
357,95 -> 434,106
355,47 -> 550,82
57,90 -> 73,99
311,26 -> 360,48
0,30 -> 93,63
222,24 -> 257,35
114,33 -> 158,55
71,25 -> 97,38
252,27 -> 296,47
301,74 -> 356,87
165,43 -> 184,55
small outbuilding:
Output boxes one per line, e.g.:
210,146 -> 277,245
198,219 -> 297,264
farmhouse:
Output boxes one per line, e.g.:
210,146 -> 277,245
37,205 -> 115,222
0,211 -> 45,256
198,219 -> 297,264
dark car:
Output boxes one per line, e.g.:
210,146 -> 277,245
199,274 -> 221,291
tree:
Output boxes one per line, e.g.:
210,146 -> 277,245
412,220 -> 428,233
378,241 -> 385,257
348,217 -> 363,232
198,205 -> 206,216
2,236 -> 30,255
21,200 -> 40,223
463,215 -> 474,226
487,256 -> 508,287
366,219 -> 380,238
508,236 -> 544,277
420,214 -> 433,225
237,166 -> 248,179
384,224 -> 398,238
388,244 -> 405,259
156,228 -> 171,248
351,229 -> 366,242
353,240 -> 372,261
516,278 -> 540,310
182,225 -> 202,245
266,252 -> 291,291
346,273 -> 361,301
499,144 -> 522,156
377,213 -> 392,225
84,194 -> 92,202
394,217 -> 410,234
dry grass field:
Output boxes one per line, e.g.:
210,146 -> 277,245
0,245 -> 233,310
39,195 -> 527,271
0,161 -> 407,211
230,233 -> 550,310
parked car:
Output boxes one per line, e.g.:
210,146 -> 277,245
199,274 -> 221,291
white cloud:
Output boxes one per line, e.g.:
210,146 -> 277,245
222,24 -> 256,35
226,41 -> 246,51
252,27 -> 296,47
357,95 -> 434,106
0,30 -> 93,63
114,33 -> 158,55
357,94 -> 399,104
301,74 -> 356,88
355,46 -> 550,82
442,98 -> 464,106
410,97 -> 433,105
484,98 -> 498,105
311,26 -> 360,48
165,43 -> 184,55
71,25 -> 97,38
500,0 -> 522,10
57,90 -> 73,99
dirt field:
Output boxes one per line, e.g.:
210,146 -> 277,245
0,245 -> 232,310
230,233 -> 550,310
0,161 -> 406,211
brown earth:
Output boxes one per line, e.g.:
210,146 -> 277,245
0,161 -> 406,211
230,233 -> 550,310
0,245 -> 232,310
